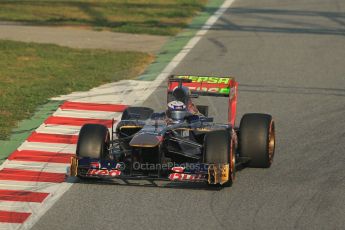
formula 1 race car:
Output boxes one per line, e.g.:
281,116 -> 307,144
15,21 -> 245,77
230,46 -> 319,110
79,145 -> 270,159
69,75 -> 276,186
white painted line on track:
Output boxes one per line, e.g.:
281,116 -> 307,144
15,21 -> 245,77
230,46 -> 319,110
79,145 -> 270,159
2,161 -> 68,174
0,223 -> 21,230
53,108 -> 121,120
35,124 -> 82,135
21,182 -> 73,230
153,0 -> 236,85
17,142 -> 76,154
52,80 -> 153,102
0,201 -> 44,214
0,181 -> 65,193
36,124 -> 116,137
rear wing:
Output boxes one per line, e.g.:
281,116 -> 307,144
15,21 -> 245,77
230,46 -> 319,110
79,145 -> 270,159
168,75 -> 238,126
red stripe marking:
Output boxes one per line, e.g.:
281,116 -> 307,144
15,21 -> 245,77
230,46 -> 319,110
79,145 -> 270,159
0,189 -> 49,203
44,116 -> 113,127
60,101 -> 127,112
27,132 -> 78,144
0,210 -> 31,223
0,169 -> 65,183
8,150 -> 74,164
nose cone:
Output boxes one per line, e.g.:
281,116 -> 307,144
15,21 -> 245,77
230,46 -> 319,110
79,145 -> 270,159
129,133 -> 162,147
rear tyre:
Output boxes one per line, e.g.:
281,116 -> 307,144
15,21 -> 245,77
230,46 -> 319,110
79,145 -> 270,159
203,130 -> 235,186
121,107 -> 154,120
76,124 -> 110,159
239,113 -> 275,168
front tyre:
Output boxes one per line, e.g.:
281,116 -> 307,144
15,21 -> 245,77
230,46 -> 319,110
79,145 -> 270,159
239,113 -> 275,168
203,130 -> 235,186
76,124 -> 110,159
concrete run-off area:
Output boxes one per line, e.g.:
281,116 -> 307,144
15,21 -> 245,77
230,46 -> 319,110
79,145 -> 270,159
0,22 -> 168,53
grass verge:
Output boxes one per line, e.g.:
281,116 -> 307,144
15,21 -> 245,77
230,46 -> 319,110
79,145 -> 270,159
0,0 -> 208,36
0,40 -> 153,140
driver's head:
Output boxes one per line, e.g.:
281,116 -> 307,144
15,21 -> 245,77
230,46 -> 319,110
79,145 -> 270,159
172,86 -> 190,104
167,100 -> 188,122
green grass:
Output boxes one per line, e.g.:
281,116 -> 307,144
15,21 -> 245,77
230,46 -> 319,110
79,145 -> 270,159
0,40 -> 153,140
0,0 -> 208,35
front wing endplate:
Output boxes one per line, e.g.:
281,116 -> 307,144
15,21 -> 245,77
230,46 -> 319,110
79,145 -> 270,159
208,164 -> 229,185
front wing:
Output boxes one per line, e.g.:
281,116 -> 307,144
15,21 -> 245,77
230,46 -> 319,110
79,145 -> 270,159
69,156 -> 230,185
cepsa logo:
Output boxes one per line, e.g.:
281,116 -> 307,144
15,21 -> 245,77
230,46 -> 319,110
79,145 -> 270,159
175,76 -> 231,94
176,75 -> 232,84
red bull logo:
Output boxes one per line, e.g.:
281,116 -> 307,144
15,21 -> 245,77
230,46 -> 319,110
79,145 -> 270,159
168,173 -> 205,181
87,169 -> 121,177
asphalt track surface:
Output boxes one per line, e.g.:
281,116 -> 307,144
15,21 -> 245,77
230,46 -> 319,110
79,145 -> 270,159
33,0 -> 345,229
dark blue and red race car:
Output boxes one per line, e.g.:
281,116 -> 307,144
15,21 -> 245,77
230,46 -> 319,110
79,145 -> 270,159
69,75 -> 276,187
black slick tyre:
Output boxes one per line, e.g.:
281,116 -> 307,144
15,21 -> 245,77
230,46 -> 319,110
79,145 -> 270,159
239,113 -> 275,168
203,130 -> 235,186
76,124 -> 110,159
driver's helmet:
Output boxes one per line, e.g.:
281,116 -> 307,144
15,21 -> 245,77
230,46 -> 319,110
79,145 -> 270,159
167,100 -> 188,121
